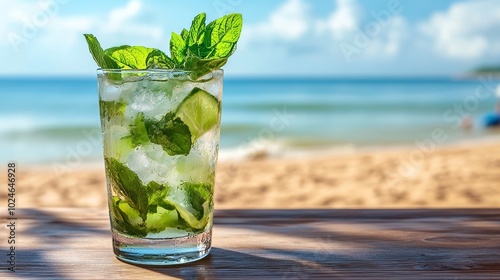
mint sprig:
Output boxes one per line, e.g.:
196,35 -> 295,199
105,157 -> 149,221
111,182 -> 213,236
99,100 -> 126,120
182,182 -> 212,221
84,13 -> 243,80
128,113 -> 150,146
180,28 -> 189,41
203,13 -> 243,58
106,158 -> 214,236
105,45 -> 154,69
145,113 -> 192,156
110,197 -> 147,237
123,112 -> 192,156
146,49 -> 176,69
83,34 -> 119,70
184,56 -> 228,79
186,13 -> 207,52
170,32 -> 187,66
173,12 -> 243,79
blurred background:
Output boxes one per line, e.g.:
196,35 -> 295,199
1,0 -> 499,208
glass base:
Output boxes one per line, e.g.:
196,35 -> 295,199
112,230 -> 211,266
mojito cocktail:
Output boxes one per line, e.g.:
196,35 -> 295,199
85,12 -> 242,265
99,69 -> 222,264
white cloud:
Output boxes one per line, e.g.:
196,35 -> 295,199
318,0 -> 359,40
5,0 -> 495,77
0,0 -> 165,75
0,0 -> 39,47
419,0 -> 500,59
102,0 -> 163,41
366,15 -> 408,57
242,0 -> 310,43
109,0 -> 141,23
242,0 -> 407,61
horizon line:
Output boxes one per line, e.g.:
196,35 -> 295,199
0,74 -> 496,80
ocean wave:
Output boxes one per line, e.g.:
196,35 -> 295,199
0,115 -> 40,133
0,123 -> 101,139
225,101 -> 493,113
0,113 -> 99,134
218,138 -> 356,162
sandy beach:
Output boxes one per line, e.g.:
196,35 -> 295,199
4,141 -> 499,209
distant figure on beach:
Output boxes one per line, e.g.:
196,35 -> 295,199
462,85 -> 500,130
483,85 -> 500,128
483,102 -> 500,128
461,114 -> 473,130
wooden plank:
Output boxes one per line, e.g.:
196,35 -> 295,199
1,208 -> 499,279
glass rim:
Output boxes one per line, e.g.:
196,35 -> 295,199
96,68 -> 224,74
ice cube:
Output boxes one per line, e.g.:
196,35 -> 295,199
122,81 -> 177,122
124,143 -> 181,186
175,133 -> 217,185
168,81 -> 193,110
102,116 -> 132,161
123,127 -> 218,188
100,83 -> 122,102
189,74 -> 222,100
121,81 -> 137,96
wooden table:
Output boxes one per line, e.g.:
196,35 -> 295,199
1,208 -> 499,279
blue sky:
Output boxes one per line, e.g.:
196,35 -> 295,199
1,0 -> 499,77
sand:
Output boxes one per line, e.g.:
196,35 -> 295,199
3,142 -> 499,209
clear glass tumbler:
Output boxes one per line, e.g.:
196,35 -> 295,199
97,69 -> 222,265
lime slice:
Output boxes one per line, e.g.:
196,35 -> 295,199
117,200 -> 143,226
145,206 -> 179,233
166,200 -> 210,230
175,87 -> 220,141
111,197 -> 146,237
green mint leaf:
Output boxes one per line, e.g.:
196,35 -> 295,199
197,32 -> 206,45
157,199 -> 176,211
164,199 -> 210,230
163,183 -> 212,230
145,181 -> 171,220
107,136 -> 134,161
185,56 -> 228,80
129,113 -> 150,145
146,49 -> 175,69
143,179 -> 179,234
145,113 -> 192,156
99,100 -> 126,120
203,13 -> 243,58
105,45 -> 153,69
180,28 -> 189,41
83,34 -> 119,69
169,214 -> 196,232
145,205 -> 179,233
183,182 -> 213,220
110,197 -> 147,237
170,32 -> 187,67
187,13 -> 206,48
146,181 -> 170,207
85,13 -> 244,79
186,13 -> 208,59
105,157 -> 149,220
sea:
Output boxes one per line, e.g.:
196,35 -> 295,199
1,77 -> 499,165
